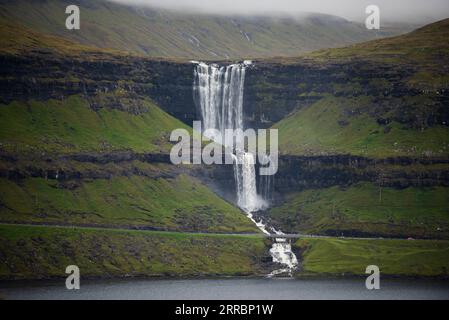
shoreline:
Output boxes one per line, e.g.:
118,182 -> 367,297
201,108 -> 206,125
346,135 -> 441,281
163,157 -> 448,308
2,273 -> 449,284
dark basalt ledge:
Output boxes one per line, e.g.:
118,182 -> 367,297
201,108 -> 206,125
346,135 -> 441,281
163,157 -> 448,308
1,51 -> 449,195
1,152 -> 448,196
243,60 -> 449,129
2,52 -> 448,131
61,152 -> 173,164
0,53 -> 198,124
275,154 -> 449,194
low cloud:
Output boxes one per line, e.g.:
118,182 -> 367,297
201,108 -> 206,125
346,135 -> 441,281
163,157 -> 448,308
108,0 -> 449,23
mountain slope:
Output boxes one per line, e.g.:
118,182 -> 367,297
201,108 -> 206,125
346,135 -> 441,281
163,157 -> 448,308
0,0 -> 413,59
266,19 -> 449,157
274,95 -> 449,157
0,19 -> 259,235
0,174 -> 259,233
256,20 -> 449,240
265,182 -> 449,239
306,18 -> 449,65
0,96 -> 189,154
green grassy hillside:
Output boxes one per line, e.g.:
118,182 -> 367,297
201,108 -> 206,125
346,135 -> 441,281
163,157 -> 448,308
2,224 -> 447,280
0,224 -> 267,280
307,18 -> 449,65
265,183 -> 449,239
0,95 -> 190,154
271,19 -> 449,157
264,20 -> 449,245
306,18 -> 449,90
0,94 -> 257,234
275,96 -> 449,157
0,174 -> 258,233
295,238 -> 449,277
0,17 -> 115,57
0,0 -> 412,60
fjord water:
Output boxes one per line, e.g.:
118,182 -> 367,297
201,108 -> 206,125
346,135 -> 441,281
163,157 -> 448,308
193,61 -> 298,275
2,278 -> 449,300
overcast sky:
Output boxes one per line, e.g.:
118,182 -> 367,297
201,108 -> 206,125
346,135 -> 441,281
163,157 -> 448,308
109,0 -> 449,23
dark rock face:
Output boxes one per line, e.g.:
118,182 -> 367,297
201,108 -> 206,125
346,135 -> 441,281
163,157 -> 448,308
243,60 -> 449,129
0,151 -> 176,181
275,155 -> 449,194
2,51 -> 449,200
0,54 -> 198,124
3,53 -> 447,132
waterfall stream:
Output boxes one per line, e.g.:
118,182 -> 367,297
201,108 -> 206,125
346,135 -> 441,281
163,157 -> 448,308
193,61 -> 298,277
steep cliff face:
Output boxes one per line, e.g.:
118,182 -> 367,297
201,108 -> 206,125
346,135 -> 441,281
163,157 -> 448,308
244,59 -> 449,131
0,53 -> 197,124
0,24 -> 258,234
3,51 -> 447,148
2,18 -> 449,241
275,155 -> 449,193
2,38 -> 448,188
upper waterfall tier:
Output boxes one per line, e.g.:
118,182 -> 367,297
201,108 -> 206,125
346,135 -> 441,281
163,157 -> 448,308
193,62 -> 246,144
192,61 -> 267,212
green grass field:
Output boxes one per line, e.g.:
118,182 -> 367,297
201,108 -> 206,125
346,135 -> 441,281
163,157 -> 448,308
274,96 -> 449,157
0,95 -> 190,154
0,174 -> 259,234
295,237 -> 449,277
266,183 -> 449,238
0,224 -> 267,280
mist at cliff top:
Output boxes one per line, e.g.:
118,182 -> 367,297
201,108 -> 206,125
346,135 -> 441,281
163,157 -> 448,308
109,0 -> 449,24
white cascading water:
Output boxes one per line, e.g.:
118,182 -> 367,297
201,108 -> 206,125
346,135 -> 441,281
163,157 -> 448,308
232,151 -> 264,213
193,61 -> 298,277
194,61 -> 266,212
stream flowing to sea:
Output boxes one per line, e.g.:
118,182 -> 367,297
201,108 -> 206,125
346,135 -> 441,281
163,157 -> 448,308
193,61 -> 297,276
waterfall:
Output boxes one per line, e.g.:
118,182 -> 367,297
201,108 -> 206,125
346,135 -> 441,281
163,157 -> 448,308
233,151 -> 265,213
193,61 -> 297,277
193,61 -> 266,212
193,62 -> 244,141
258,164 -> 274,203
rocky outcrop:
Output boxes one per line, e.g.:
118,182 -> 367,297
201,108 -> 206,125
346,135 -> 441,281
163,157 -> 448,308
244,60 -> 449,129
3,52 -> 448,132
275,155 -> 449,194
2,50 -> 449,200
2,149 -> 448,200
0,53 -> 198,124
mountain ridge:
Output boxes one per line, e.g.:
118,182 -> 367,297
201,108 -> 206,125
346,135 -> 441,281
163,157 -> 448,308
0,0 -> 416,60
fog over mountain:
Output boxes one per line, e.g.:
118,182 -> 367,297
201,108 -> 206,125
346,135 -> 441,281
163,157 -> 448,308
109,0 -> 449,24
1,0 -> 418,59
